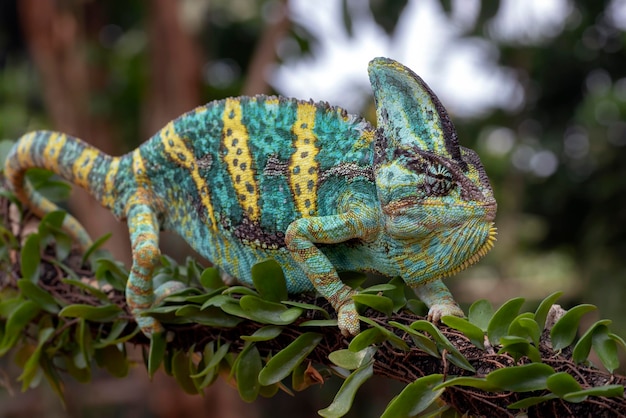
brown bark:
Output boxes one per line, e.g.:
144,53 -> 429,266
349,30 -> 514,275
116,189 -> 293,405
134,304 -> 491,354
18,0 -> 131,263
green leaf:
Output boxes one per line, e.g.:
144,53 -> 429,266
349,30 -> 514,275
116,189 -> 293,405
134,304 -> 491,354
352,294 -> 394,316
550,304 -> 597,350
199,267 -> 223,290
389,321 -> 440,358
359,316 -> 409,351
59,304 -> 122,322
282,301 -> 330,319
236,345 -> 262,402
239,295 -> 302,325
487,297 -> 525,345
328,347 -> 376,370
534,291 -> 563,330
405,299 -> 427,316
591,325 -> 619,373
380,374 -> 445,418
93,258 -> 129,291
258,332 -> 322,386
93,320 -> 132,348
348,327 -> 385,352
26,168 -> 71,201
508,394 -> 559,409
171,349 -> 199,394
176,305 -> 243,328
441,315 -> 485,349
546,372 -> 581,397
241,325 -> 283,342
201,294 -> 239,309
572,319 -> 612,364
17,326 -> 55,390
20,233 -> 41,283
318,361 -> 374,418
486,363 -> 555,392
76,318 -> 93,369
191,342 -> 231,379
434,376 -> 498,391
383,277 -> 408,312
148,331 -> 167,378
562,385 -> 624,403
66,350 -> 91,383
0,300 -> 40,355
17,279 -> 60,313
251,259 -> 288,303
508,315 -> 541,346
468,299 -> 494,331
81,233 -> 112,264
498,336 -> 542,363
61,278 -> 110,301
410,320 -> 474,372
95,344 -> 129,378
298,319 -> 338,327
360,284 -> 396,293
222,286 -> 259,297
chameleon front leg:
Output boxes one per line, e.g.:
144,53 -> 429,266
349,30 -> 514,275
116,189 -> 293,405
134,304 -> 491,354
411,279 -> 465,322
125,193 -> 182,336
285,207 -> 379,337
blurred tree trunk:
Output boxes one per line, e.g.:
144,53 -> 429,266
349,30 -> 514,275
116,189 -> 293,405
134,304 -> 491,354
143,0 -> 203,135
18,0 -> 131,264
243,0 -> 290,96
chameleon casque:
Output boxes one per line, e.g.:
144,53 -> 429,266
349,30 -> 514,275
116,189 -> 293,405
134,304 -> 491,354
4,57 -> 497,337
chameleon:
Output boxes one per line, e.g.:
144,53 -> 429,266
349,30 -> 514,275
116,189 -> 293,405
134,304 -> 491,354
4,57 -> 497,337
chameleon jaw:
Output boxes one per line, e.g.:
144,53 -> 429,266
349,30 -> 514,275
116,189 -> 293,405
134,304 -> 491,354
441,222 -> 497,280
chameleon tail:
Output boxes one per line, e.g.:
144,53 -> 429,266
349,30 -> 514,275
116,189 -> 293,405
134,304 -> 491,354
4,131 -> 120,251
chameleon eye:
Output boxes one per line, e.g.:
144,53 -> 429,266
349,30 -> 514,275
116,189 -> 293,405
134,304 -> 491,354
424,164 -> 455,196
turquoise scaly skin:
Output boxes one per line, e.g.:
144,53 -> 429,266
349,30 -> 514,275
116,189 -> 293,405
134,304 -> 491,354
4,58 -> 497,337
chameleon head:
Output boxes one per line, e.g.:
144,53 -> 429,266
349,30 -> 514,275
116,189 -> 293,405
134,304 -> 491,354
368,57 -> 497,281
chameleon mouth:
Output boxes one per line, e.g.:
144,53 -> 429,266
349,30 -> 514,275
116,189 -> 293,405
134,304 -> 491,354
441,222 -> 497,279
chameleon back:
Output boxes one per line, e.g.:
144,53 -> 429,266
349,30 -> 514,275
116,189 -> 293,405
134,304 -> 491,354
138,95 -> 377,289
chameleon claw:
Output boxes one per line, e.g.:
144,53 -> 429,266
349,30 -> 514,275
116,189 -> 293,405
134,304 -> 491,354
427,303 -> 465,322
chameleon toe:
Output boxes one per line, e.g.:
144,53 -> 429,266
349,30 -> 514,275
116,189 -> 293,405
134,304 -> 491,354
427,303 -> 465,322
338,303 -> 360,337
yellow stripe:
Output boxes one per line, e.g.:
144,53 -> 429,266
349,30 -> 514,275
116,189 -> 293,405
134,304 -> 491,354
102,157 -> 120,208
161,122 -> 218,230
16,132 -> 37,168
132,148 -> 150,189
73,147 -> 100,189
42,133 -> 67,173
289,102 -> 319,216
222,98 -> 260,221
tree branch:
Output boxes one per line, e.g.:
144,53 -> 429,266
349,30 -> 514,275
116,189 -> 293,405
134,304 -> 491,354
1,192 -> 625,418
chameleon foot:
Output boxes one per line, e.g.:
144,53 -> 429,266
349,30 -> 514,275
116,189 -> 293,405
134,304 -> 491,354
154,280 -> 186,305
337,301 -> 360,337
427,302 -> 464,322
134,281 -> 185,337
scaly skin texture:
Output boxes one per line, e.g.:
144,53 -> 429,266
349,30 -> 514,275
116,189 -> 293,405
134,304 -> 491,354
4,58 -> 497,337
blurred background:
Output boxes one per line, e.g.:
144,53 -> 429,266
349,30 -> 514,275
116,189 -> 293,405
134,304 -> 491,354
0,0 -> 625,416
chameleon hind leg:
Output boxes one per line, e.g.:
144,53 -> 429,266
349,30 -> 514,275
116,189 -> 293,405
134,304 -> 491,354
125,193 -> 182,336
285,205 -> 379,337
